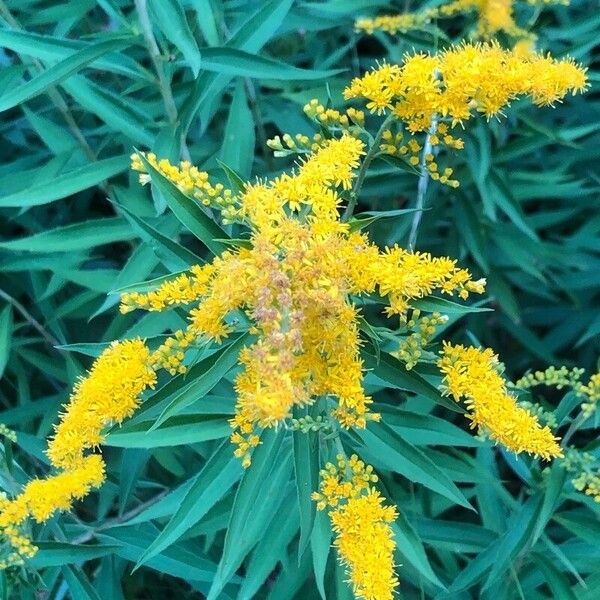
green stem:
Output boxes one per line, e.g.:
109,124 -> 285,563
244,78 -> 273,171
342,112 -> 395,223
561,411 -> 587,449
134,0 -> 190,160
0,288 -> 63,353
408,114 -> 438,251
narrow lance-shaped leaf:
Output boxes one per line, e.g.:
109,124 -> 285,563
148,0 -> 202,75
0,37 -> 134,112
133,440 -> 243,567
0,217 -> 135,253
0,156 -> 129,208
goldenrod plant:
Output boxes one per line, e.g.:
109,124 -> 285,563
0,0 -> 598,598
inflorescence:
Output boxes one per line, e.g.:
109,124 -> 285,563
0,37 -> 588,599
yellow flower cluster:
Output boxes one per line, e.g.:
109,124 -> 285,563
356,0 -> 569,41
131,152 -> 236,211
0,340 -> 156,564
343,42 -> 586,187
441,0 -> 530,39
514,365 -> 585,391
572,471 -> 600,502
345,42 -> 587,124
127,141 -> 486,465
47,340 -> 156,469
438,343 -> 562,459
581,373 -> 600,418
355,12 -> 434,35
313,455 -> 398,600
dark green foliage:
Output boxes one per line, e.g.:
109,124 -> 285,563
0,0 -> 598,598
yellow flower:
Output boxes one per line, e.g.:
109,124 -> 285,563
314,455 -> 398,600
47,339 -> 156,470
128,139 -> 486,466
0,340 -> 156,563
438,343 -> 562,459
345,42 -> 587,125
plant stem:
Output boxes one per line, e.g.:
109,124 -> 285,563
561,410 -> 587,448
134,0 -> 190,160
0,289 -> 63,352
342,112 -> 395,223
71,489 -> 168,545
244,79 -> 272,171
408,114 -> 438,251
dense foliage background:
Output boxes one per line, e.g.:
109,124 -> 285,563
0,0 -> 598,598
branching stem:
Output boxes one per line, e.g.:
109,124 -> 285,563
561,410 -> 587,449
0,289 -> 63,352
408,114 -> 438,251
134,0 -> 190,160
342,112 -> 395,223
71,489 -> 168,545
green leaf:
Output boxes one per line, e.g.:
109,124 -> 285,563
375,405 -> 480,447
362,348 -> 462,413
0,156 -> 129,208
208,428 -> 289,599
134,440 -> 242,568
126,336 -> 246,425
200,47 -> 343,80
179,0 -> 295,133
105,414 -> 231,448
238,488 -> 300,599
62,566 -> 103,600
151,333 -> 250,429
110,269 -> 188,296
97,523 -> 218,582
482,494 -> 542,591
410,296 -> 492,315
310,507 -> 331,600
348,208 -> 421,232
30,542 -> 119,568
191,0 -> 220,46
55,342 -> 111,357
22,105 -> 77,154
138,152 -> 229,255
532,553 -> 577,600
62,76 -> 155,145
0,305 -> 13,379
0,37 -> 133,112
149,0 -> 202,75
531,464 -> 566,544
0,29 -> 150,80
392,512 -> 446,589
292,409 -> 320,558
118,204 -> 201,270
0,217 -> 134,253
356,422 -> 472,509
220,80 -> 255,178
217,160 -> 247,195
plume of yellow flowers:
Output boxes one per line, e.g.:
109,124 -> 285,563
0,340 -> 156,565
1,42 -> 578,582
356,0 -> 570,41
313,455 -> 399,600
128,140 -> 486,466
438,343 -> 562,459
343,42 -> 586,186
